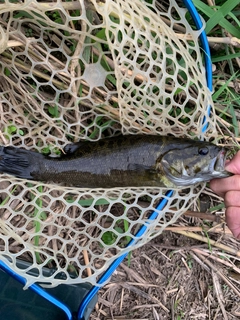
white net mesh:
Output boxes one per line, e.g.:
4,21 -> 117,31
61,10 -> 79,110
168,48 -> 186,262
0,0 -> 216,287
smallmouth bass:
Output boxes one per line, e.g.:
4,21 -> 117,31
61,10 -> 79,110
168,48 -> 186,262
0,135 -> 230,188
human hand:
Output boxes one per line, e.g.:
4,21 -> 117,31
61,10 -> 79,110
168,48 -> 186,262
210,151 -> 240,239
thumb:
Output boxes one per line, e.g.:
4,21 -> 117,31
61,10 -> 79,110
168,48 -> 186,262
225,151 -> 240,174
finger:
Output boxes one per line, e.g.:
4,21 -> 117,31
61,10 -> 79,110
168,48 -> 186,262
225,151 -> 240,174
225,190 -> 240,207
209,179 -> 225,198
225,206 -> 240,239
210,175 -> 240,198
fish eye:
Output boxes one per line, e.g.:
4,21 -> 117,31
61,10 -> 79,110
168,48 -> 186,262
198,147 -> 209,155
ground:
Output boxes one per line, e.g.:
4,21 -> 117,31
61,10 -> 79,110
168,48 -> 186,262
90,209 -> 240,320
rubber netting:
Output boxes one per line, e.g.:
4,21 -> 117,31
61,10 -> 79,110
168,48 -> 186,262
0,0 -> 216,287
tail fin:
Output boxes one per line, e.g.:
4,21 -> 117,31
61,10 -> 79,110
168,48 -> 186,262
0,146 -> 35,180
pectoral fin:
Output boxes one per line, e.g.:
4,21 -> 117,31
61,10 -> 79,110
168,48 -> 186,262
64,142 -> 85,154
127,163 -> 152,171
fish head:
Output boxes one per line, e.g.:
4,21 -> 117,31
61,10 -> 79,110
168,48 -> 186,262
160,142 -> 231,187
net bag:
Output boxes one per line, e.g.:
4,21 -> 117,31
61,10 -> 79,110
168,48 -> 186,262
0,0 -> 216,287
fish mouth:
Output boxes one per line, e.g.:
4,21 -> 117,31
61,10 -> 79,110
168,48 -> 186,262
210,148 -> 229,174
162,148 -> 230,187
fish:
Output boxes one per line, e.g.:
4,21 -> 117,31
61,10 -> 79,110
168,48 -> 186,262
0,135 -> 231,188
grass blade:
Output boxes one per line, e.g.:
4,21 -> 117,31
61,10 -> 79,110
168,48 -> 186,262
193,0 -> 240,37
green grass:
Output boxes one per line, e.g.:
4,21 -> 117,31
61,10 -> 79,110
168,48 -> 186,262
197,0 -> 240,140
193,0 -> 240,37
28,184 -> 48,264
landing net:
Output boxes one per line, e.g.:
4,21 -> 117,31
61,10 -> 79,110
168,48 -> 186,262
0,0 -> 216,287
